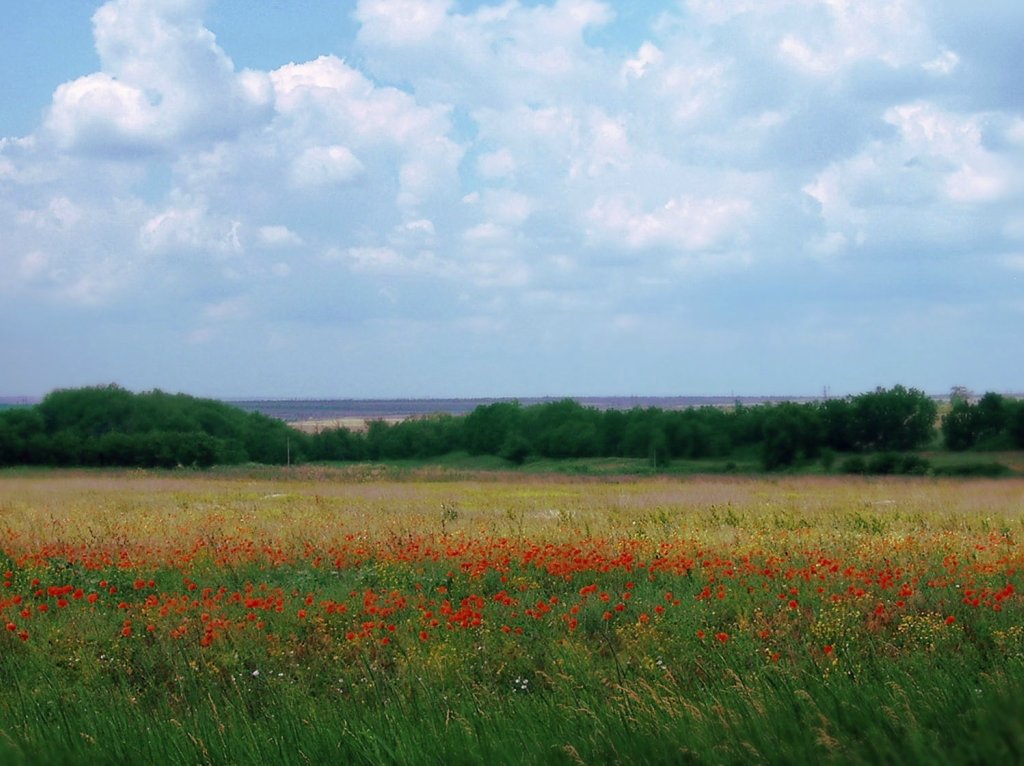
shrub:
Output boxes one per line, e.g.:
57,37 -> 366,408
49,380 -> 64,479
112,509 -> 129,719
841,456 -> 868,475
932,462 -> 1010,477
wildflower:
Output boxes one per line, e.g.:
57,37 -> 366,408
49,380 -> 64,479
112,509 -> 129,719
945,615 -> 956,625
715,632 -> 729,644
823,645 -> 834,656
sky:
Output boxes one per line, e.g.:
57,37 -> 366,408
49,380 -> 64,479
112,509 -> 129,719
2,0 -> 1022,399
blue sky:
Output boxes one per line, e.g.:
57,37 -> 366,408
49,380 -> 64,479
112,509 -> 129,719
2,0 -> 1022,398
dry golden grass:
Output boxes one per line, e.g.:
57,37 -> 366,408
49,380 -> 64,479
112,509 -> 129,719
1,469 -> 1021,550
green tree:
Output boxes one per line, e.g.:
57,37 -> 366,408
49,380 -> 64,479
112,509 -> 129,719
852,385 -> 937,451
819,398 -> 857,452
1008,400 -> 1024,448
526,400 -> 602,458
760,403 -> 823,470
975,392 -> 1011,448
941,399 -> 977,451
463,402 -> 523,455
309,427 -> 367,462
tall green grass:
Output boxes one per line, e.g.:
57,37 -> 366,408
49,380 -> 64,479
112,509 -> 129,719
2,557 -> 1023,765
2,631 -> 1023,764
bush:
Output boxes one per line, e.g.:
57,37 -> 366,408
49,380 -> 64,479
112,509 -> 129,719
845,453 -> 932,476
867,452 -> 901,475
841,456 -> 868,475
932,462 -> 1011,477
819,448 -> 836,471
896,454 -> 931,475
499,433 -> 532,465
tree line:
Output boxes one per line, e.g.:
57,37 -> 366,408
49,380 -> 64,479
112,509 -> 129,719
0,384 -> 1022,471
0,386 -> 295,468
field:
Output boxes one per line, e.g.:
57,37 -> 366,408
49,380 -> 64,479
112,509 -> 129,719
1,468 -> 1023,764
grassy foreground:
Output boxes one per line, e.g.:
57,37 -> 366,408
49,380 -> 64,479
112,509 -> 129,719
1,469 -> 1023,764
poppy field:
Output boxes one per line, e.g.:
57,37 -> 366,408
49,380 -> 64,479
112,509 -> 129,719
1,468 -> 1023,764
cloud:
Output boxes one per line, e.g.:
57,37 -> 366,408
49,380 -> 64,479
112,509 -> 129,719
44,0 -> 272,156
803,100 -> 1024,255
354,0 -> 615,107
354,0 -> 451,45
139,198 -> 241,256
46,74 -> 161,154
587,193 -> 752,252
288,145 -> 364,189
341,246 -> 443,276
476,149 -> 516,181
268,55 -> 462,210
257,225 -> 303,248
621,42 -> 662,82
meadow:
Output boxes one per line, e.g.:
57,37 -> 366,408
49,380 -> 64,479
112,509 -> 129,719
1,467 -> 1022,764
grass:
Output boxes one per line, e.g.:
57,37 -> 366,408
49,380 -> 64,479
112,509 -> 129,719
1,470 -> 1023,763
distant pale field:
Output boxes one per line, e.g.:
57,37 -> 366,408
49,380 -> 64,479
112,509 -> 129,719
289,416 -> 407,433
